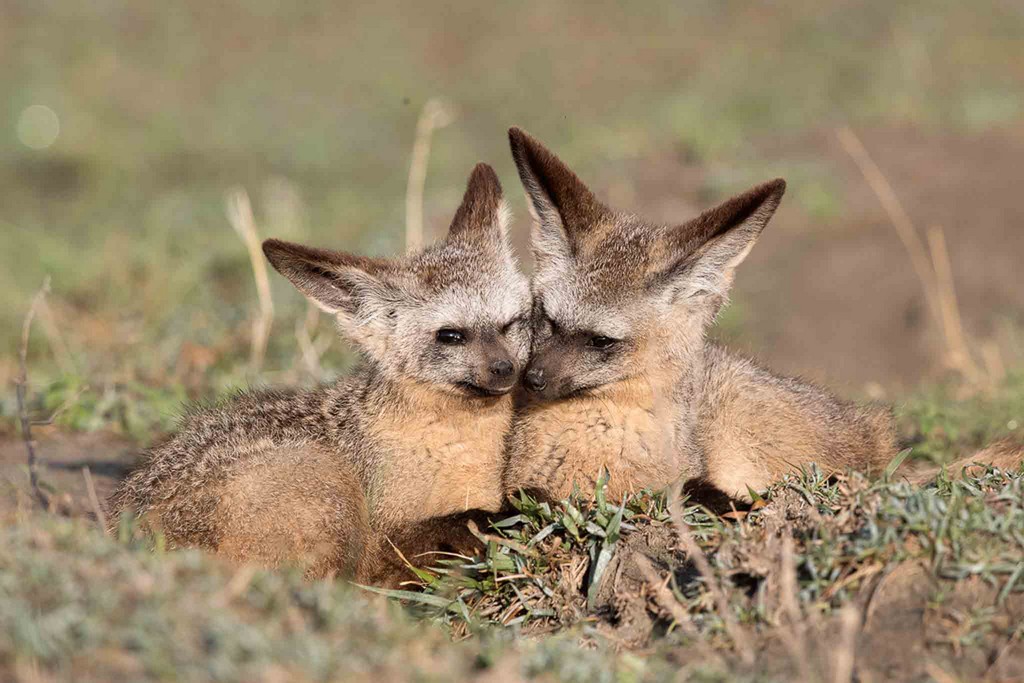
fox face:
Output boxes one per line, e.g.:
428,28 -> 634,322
264,164 -> 531,398
508,128 -> 785,401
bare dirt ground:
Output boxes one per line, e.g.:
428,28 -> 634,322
616,123 -> 1024,395
0,429 -> 136,521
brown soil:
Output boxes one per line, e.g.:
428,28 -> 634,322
0,429 -> 137,522
584,488 -> 1024,680
607,123 -> 1024,396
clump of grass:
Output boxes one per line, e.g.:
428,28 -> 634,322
381,474 -> 699,632
386,461 -> 1024,678
1,514 -> 664,683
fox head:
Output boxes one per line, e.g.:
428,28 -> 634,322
264,163 -> 531,399
508,127 -> 785,401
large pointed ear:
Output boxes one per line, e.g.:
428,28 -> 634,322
262,239 -> 401,321
447,163 -> 509,243
659,178 -> 786,304
508,127 -> 609,263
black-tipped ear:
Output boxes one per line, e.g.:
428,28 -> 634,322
263,238 -> 393,316
447,163 -> 505,239
660,178 -> 786,302
508,127 -> 609,253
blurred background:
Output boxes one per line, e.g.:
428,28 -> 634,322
2,0 -> 1023,439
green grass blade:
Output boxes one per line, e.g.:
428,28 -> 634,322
884,447 -> 914,480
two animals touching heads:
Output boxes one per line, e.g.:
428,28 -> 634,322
112,127 -> 922,587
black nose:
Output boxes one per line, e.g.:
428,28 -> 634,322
524,367 -> 546,392
489,359 -> 514,379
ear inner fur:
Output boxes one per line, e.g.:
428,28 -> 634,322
447,162 -> 505,239
508,127 -> 610,246
262,238 -> 393,315
651,178 -> 787,304
668,178 -> 786,255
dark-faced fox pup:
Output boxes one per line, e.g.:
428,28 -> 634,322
503,128 -> 897,504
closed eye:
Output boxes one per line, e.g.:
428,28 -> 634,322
500,316 -> 523,334
535,300 -> 561,335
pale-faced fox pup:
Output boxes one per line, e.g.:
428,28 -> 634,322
503,128 -> 897,504
111,163 -> 531,584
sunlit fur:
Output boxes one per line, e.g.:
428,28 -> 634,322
110,164 -> 531,586
504,128 -> 897,504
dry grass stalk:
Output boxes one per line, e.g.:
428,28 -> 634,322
226,188 -> 275,374
923,661 -> 960,683
927,225 -> 985,383
295,300 -> 325,377
15,276 -> 52,509
82,466 -> 108,533
835,125 -> 941,324
258,176 -> 332,379
836,126 -> 993,388
466,519 -> 535,556
777,533 -> 814,681
213,564 -> 258,608
36,296 -> 75,376
669,491 -> 755,665
831,605 -> 861,683
979,340 -> 1006,384
405,98 -> 455,253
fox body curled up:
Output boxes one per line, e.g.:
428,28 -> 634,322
110,128 -> 1018,587
111,164 -> 531,585
504,128 -> 897,504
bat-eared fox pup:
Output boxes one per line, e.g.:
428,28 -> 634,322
111,163 -> 531,585
503,127 -> 897,505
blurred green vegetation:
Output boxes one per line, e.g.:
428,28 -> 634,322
898,370 -> 1024,463
3,0 -> 1024,398
1,516 -> 664,682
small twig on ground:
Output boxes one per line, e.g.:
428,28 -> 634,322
31,383 -> 88,427
15,277 -> 52,508
635,554 -> 698,637
669,490 -> 755,665
226,188 -> 274,374
82,466 -> 108,533
466,519 -> 536,556
405,98 -> 455,253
